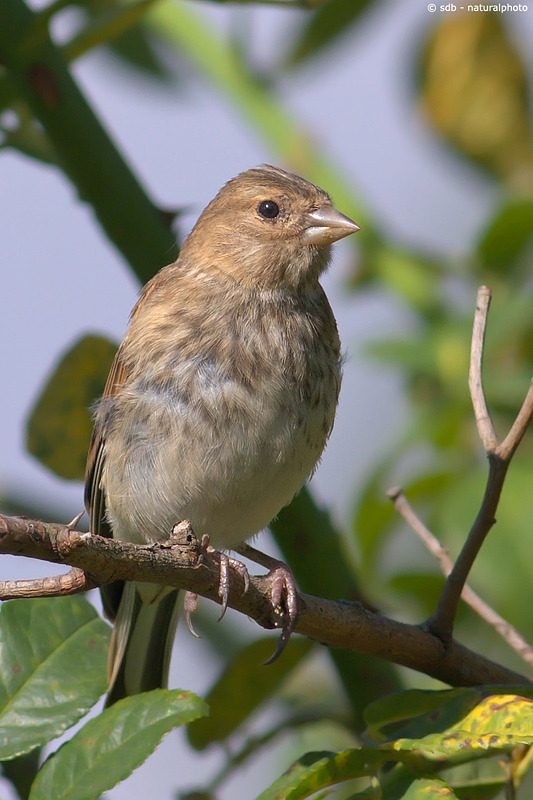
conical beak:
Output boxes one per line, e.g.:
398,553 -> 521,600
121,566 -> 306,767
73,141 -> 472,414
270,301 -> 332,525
303,206 -> 361,245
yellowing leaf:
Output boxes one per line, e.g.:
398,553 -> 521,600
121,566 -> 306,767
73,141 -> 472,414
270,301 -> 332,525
420,12 -> 533,191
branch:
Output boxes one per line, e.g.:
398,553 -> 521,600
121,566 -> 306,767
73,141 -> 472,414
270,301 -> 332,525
0,512 -> 530,689
388,487 -> 533,669
426,286 -> 533,641
0,567 -> 95,599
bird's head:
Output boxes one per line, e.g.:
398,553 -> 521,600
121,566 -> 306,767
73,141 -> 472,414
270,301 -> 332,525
181,165 -> 360,292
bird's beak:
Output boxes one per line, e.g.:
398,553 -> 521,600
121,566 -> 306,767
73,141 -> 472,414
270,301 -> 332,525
303,206 -> 361,245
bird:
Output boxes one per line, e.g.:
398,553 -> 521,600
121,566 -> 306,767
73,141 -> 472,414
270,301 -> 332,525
84,164 -> 360,705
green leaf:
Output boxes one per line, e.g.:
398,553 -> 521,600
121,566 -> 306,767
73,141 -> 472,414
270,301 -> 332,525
368,318 -> 471,391
63,0 -> 172,81
0,73 -> 18,112
254,749 -> 379,800
0,748 -> 42,800
387,573 -> 445,616
2,112 -> 58,164
372,249 -> 443,316
451,779 -> 505,800
29,689 -> 208,800
1,101 -> 58,165
287,0 -> 378,69
476,198 -> 533,277
26,334 -> 117,481
272,488 -> 403,726
107,22 -> 173,80
0,597 -> 110,761
352,463 -> 397,572
188,637 -> 313,750
399,778 -> 458,799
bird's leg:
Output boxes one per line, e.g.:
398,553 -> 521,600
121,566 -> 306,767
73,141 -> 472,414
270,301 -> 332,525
235,542 -> 299,664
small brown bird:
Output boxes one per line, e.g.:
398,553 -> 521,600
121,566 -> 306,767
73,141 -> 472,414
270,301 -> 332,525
85,165 -> 359,704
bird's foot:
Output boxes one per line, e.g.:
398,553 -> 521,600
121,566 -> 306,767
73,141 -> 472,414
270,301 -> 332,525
183,538 -> 299,662
262,561 -> 299,664
236,544 -> 299,664
183,535 -> 251,636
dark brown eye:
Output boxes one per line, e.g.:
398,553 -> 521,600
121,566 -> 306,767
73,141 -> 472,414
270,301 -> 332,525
257,200 -> 280,219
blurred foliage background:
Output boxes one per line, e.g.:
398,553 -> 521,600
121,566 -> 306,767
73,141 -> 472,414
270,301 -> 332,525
1,0 -> 532,798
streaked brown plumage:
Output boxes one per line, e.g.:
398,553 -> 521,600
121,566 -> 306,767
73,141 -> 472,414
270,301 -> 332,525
85,165 -> 359,704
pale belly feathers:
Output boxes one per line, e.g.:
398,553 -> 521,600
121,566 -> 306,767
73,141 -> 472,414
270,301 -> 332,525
101,355 -> 338,550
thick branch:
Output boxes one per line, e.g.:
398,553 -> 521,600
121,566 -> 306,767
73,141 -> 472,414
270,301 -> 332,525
0,512 -> 529,688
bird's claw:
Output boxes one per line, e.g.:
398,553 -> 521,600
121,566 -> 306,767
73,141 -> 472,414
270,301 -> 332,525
217,552 -> 230,620
215,549 -> 251,620
184,590 -> 201,638
234,544 -> 299,664
67,510 -> 85,529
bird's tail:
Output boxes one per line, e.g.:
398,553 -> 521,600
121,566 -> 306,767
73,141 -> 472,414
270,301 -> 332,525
105,582 -> 181,707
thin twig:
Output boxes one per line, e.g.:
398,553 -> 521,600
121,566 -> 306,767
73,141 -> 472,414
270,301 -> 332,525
387,487 -> 533,669
426,287 -> 533,641
499,380 -> 533,461
469,286 -> 499,452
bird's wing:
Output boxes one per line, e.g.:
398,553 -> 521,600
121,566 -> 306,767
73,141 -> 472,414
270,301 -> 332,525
84,346 -> 130,620
84,345 -> 129,534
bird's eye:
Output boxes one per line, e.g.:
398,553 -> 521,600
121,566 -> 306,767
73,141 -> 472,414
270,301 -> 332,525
257,200 -> 280,219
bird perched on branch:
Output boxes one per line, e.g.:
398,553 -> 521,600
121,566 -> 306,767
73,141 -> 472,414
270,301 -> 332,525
84,165 -> 360,705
